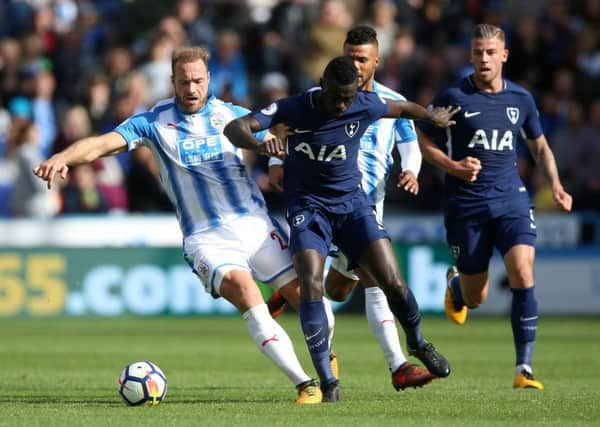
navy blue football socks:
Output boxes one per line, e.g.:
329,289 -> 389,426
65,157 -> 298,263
387,288 -> 425,350
511,286 -> 538,366
300,299 -> 336,386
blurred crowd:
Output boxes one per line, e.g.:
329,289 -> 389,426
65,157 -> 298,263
0,0 -> 599,218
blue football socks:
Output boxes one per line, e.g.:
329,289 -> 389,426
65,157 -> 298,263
299,299 -> 336,386
387,288 -> 425,350
511,286 -> 538,367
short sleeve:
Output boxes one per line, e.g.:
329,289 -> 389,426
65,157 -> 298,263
250,98 -> 290,130
521,92 -> 544,140
394,118 -> 417,144
230,104 -> 269,142
114,112 -> 155,151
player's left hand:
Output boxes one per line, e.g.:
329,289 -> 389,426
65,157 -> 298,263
397,170 -> 419,195
257,138 -> 286,159
552,185 -> 573,212
431,106 -> 461,128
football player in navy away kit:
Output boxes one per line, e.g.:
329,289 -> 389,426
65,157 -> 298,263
224,56 -> 458,401
267,25 -> 436,392
417,24 -> 572,390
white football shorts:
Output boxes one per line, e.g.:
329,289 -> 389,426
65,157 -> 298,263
183,210 -> 297,297
329,200 -> 384,280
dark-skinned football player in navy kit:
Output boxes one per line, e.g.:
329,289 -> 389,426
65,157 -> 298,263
224,56 -> 459,401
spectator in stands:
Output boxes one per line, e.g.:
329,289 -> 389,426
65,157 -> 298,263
208,29 -> 249,106
61,163 -> 109,214
139,33 -> 174,105
175,0 -> 216,49
298,0 -> 353,89
564,99 -> 600,210
10,120 -> 58,217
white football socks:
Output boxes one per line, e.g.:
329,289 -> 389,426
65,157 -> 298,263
322,297 -> 335,349
365,286 -> 407,372
243,303 -> 311,386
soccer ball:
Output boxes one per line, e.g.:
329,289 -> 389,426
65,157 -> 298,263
118,361 -> 167,406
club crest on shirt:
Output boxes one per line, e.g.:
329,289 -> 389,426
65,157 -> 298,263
345,121 -> 360,137
450,245 -> 460,260
506,107 -> 519,125
261,102 -> 278,115
209,111 -> 225,129
195,255 -> 210,281
292,214 -> 305,227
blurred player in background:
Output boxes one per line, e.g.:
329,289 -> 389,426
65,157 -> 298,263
33,46 -> 330,404
224,55 -> 457,401
267,26 -> 436,392
417,24 -> 572,390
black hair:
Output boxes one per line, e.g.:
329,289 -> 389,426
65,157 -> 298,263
323,56 -> 358,86
345,25 -> 378,46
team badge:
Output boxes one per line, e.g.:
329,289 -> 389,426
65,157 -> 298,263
506,107 -> 519,125
292,214 -> 305,227
209,111 -> 225,129
450,245 -> 460,260
195,255 -> 210,281
345,121 -> 360,137
260,102 -> 278,115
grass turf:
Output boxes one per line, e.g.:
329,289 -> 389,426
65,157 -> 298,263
0,315 -> 598,426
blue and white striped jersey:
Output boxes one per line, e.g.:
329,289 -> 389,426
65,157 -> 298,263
360,81 -> 418,205
115,95 -> 268,237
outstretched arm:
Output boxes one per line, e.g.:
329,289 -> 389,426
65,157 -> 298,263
526,135 -> 572,211
32,131 -> 127,189
224,115 -> 285,158
386,99 -> 460,128
395,140 -> 421,195
416,128 -> 482,182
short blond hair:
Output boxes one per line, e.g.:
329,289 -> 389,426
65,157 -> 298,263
472,24 -> 505,42
171,46 -> 210,74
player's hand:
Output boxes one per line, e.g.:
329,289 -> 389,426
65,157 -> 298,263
257,138 -> 286,159
431,106 -> 461,128
452,156 -> 482,182
552,185 -> 573,212
396,170 -> 419,195
32,155 -> 69,190
269,164 -> 285,192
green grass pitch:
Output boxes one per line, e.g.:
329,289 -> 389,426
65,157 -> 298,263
1,315 -> 598,426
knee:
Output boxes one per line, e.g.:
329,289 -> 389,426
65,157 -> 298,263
325,283 -> 350,302
507,269 -> 534,287
325,275 -> 356,302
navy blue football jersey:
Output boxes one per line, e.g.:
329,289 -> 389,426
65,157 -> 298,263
418,76 -> 543,219
252,89 -> 388,211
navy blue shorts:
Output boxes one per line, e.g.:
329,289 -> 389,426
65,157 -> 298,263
287,203 -> 389,269
445,207 -> 537,274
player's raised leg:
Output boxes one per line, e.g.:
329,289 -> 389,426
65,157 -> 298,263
357,239 -> 450,378
220,270 -> 322,403
504,244 -> 544,390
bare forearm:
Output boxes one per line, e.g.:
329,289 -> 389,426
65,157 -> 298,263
398,101 -> 433,121
224,119 -> 262,151
528,137 -> 563,188
58,136 -> 114,165
420,139 -> 454,174
535,145 -> 562,188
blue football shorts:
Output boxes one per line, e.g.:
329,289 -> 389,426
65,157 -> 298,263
287,203 -> 389,269
445,207 -> 537,275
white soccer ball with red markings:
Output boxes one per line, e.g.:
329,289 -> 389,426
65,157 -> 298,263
118,361 -> 167,406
